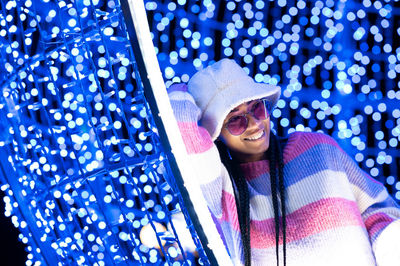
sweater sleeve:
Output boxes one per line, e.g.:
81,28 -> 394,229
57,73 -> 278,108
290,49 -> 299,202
337,141 -> 400,265
167,85 -> 234,219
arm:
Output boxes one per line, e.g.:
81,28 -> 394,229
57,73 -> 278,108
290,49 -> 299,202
167,83 -> 231,218
338,146 -> 400,265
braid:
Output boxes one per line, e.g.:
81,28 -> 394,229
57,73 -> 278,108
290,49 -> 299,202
277,136 -> 286,266
232,160 -> 251,266
215,141 -> 251,266
268,134 -> 280,265
268,133 -> 287,266
215,133 -> 286,266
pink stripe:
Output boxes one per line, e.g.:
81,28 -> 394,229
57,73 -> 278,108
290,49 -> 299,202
177,122 -> 214,154
364,213 -> 394,239
283,132 -> 343,164
250,198 -> 364,249
219,190 -> 240,231
240,160 -> 270,181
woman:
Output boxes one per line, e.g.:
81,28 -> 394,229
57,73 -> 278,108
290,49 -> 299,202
168,59 -> 400,266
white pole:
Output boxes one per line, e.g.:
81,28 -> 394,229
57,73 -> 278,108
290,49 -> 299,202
121,0 -> 233,265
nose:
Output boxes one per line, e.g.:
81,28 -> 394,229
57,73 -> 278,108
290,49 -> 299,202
246,114 -> 262,129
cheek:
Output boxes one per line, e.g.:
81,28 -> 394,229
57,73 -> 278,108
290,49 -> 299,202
263,121 -> 271,141
219,131 -> 242,150
263,120 -> 271,130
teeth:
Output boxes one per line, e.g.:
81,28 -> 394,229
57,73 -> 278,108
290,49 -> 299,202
247,131 -> 264,140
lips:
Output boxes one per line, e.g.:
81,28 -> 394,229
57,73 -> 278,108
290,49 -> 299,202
245,130 -> 265,141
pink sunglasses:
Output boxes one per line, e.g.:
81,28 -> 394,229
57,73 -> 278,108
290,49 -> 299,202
224,99 -> 271,136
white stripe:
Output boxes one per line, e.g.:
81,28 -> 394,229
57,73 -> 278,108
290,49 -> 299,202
189,145 -> 227,185
251,226 -> 374,266
351,185 -> 389,214
250,169 -> 355,221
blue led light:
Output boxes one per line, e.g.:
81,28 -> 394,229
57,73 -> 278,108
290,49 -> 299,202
179,18 -> 189,29
0,0 -> 213,265
3,0 -> 400,264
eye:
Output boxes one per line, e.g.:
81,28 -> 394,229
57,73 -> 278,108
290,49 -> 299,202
227,115 -> 243,126
251,101 -> 262,111
252,101 -> 265,118
226,115 -> 247,135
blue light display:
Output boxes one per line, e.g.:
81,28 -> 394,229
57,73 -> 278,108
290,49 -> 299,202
1,0 -> 400,264
145,0 -> 400,201
0,0 -> 205,264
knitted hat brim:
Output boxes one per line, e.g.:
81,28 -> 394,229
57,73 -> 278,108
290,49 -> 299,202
201,78 -> 281,141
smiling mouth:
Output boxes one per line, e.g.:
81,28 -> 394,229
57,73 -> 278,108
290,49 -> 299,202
245,130 -> 265,141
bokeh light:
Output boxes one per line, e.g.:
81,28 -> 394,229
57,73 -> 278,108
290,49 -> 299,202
0,0 -> 204,264
146,0 -> 400,202
1,0 -> 400,264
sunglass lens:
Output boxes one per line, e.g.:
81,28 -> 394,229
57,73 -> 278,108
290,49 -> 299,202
227,115 -> 247,135
253,101 -> 267,120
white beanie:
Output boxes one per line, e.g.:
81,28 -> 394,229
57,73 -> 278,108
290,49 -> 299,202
188,58 -> 281,141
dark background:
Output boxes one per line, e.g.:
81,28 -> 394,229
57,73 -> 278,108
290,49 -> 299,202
0,191 -> 27,266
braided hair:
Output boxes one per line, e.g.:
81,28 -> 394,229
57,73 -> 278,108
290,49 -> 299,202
215,133 -> 286,266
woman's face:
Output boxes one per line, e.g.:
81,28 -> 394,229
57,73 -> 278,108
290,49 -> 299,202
219,100 -> 270,163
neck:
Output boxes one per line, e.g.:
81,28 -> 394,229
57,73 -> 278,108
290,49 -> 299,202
232,151 -> 267,163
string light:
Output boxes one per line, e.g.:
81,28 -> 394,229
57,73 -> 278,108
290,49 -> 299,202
1,0 -> 400,264
0,0 -> 204,264
146,0 -> 400,202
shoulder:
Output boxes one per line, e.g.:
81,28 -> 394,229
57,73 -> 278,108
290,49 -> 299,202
288,131 -> 340,147
282,131 -> 344,163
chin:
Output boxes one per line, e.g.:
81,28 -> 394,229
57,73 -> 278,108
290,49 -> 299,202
250,137 -> 269,153
238,142 -> 269,162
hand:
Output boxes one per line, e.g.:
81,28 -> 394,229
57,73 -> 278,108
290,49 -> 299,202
167,83 -> 201,122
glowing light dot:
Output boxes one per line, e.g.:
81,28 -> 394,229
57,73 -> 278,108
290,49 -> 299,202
104,195 -> 112,203
53,191 -> 62,198
98,222 -> 106,230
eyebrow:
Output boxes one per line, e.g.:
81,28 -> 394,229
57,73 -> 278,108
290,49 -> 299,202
229,100 -> 259,114
230,107 -> 239,113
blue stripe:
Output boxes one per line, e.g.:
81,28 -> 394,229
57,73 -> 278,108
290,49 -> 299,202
284,142 -> 345,187
246,142 -> 345,194
366,198 -> 400,211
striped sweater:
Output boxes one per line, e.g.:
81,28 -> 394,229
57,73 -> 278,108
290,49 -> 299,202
168,89 -> 400,266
